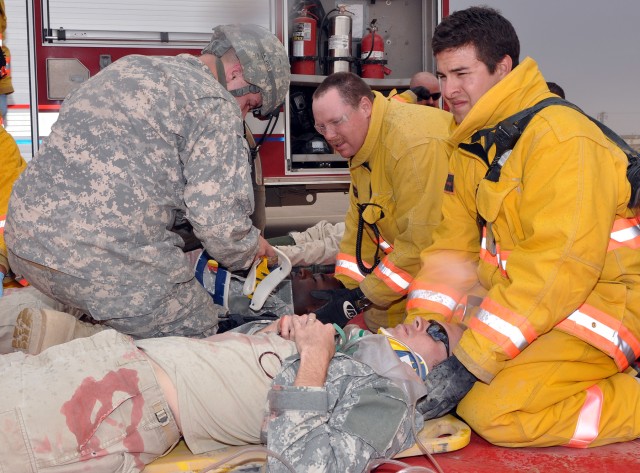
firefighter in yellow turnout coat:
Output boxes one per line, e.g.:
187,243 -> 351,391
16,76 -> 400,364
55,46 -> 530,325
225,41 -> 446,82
408,7 -> 640,449
311,72 -> 453,330
0,128 -> 26,295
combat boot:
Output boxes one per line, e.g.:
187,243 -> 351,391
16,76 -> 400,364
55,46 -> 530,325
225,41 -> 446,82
12,308 -> 106,355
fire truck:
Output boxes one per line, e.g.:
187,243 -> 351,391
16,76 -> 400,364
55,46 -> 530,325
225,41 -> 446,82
4,0 -> 448,207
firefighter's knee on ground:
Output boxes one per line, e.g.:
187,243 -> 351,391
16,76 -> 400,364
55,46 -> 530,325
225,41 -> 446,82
457,385 -> 535,447
456,384 -> 507,442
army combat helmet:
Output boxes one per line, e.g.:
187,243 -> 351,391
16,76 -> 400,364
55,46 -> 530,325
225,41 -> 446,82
203,24 -> 290,117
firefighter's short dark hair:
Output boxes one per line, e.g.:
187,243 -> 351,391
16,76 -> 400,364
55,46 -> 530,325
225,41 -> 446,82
432,6 -> 520,73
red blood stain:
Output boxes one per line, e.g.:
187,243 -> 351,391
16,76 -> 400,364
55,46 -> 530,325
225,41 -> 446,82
61,368 -> 145,469
33,436 -> 52,454
122,349 -> 140,361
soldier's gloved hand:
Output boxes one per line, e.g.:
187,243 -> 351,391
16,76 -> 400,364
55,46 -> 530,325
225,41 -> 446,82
409,86 -> 432,101
416,355 -> 477,420
311,287 -> 371,327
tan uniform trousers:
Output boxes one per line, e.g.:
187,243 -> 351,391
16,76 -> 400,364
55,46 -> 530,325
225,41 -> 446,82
0,330 -> 180,472
458,330 -> 640,448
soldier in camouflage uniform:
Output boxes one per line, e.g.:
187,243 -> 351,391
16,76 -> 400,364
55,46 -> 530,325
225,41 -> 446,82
4,25 -> 290,338
0,313 -> 457,473
1,251 -> 342,355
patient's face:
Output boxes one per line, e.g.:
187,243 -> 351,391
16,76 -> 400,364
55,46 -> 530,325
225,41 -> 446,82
291,268 -> 342,314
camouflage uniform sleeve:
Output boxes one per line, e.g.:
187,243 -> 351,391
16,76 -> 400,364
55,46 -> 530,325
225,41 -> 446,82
182,98 -> 259,271
264,356 -> 418,472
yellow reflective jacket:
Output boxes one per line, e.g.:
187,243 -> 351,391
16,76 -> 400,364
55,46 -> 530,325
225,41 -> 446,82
0,0 -> 6,33
406,58 -> 640,383
0,0 -> 13,95
1,127 -> 27,277
336,91 -> 453,327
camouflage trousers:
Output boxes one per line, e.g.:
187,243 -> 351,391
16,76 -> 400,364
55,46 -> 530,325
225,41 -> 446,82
0,330 -> 181,473
8,251 -> 225,338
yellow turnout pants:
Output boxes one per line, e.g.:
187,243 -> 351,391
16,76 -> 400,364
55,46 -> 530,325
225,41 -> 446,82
458,330 -> 640,448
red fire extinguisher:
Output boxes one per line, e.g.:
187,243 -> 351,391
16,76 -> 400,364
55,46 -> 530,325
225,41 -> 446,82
360,20 -> 390,79
291,8 -> 318,75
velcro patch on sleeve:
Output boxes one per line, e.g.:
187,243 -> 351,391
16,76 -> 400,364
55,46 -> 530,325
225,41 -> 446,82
342,386 -> 408,453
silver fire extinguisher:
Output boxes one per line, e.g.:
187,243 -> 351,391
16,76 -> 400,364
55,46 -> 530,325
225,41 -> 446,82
327,5 -> 353,74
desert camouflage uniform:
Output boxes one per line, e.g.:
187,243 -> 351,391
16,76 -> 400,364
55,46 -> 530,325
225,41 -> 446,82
0,330 -> 181,473
6,53 -> 259,338
0,327 -> 423,473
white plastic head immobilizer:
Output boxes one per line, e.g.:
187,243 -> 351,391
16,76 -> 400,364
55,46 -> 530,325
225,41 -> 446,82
242,247 -> 292,311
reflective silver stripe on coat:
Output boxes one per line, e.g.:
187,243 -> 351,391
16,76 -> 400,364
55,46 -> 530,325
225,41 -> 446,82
567,310 -> 636,365
375,261 -> 411,290
476,308 -> 529,351
610,224 -> 640,243
378,240 -> 392,252
335,259 -> 365,278
497,253 -> 507,271
408,289 -> 457,311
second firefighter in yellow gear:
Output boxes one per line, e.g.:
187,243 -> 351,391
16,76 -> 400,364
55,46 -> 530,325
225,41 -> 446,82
408,7 -> 640,450
312,72 -> 453,330
1,127 -> 27,294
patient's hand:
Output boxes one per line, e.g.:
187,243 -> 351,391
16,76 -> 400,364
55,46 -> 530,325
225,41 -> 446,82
257,318 -> 283,334
286,314 -> 336,387
276,314 -> 325,340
